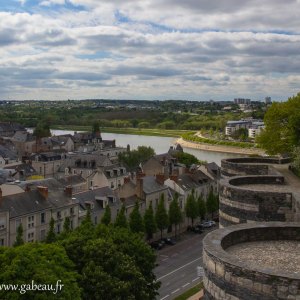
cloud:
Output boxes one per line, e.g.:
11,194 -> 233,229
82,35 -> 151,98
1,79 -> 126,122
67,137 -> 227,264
0,1 -> 299,100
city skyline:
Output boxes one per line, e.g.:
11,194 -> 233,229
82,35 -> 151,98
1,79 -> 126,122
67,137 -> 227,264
0,0 -> 299,101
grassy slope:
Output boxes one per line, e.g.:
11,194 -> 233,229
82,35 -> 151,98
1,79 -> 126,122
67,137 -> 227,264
52,125 -> 194,137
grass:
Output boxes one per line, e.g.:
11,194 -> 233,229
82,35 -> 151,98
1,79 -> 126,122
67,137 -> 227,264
173,282 -> 203,300
51,125 -> 194,138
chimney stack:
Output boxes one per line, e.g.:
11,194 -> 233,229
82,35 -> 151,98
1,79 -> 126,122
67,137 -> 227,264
136,178 -> 144,199
37,186 -> 48,199
155,174 -> 165,185
170,175 -> 178,183
65,185 -> 73,197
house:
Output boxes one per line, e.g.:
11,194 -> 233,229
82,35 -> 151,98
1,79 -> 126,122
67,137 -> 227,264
73,186 -> 119,225
31,152 -> 65,178
164,169 -> 215,211
51,135 -> 74,152
0,145 -> 18,165
0,122 -> 26,137
4,162 -> 37,181
11,131 -> 36,157
0,185 -> 80,246
59,153 -> 112,179
141,153 -> 177,177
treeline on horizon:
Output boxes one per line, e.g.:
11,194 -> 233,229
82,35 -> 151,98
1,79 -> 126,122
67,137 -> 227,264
0,100 -> 265,131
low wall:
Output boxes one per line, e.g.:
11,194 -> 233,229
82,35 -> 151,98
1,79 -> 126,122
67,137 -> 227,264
203,222 -> 300,300
221,157 -> 291,177
219,176 -> 295,227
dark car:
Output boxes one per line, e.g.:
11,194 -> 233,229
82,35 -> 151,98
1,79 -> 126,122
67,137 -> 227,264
163,237 -> 176,245
149,241 -> 163,250
187,225 -> 203,234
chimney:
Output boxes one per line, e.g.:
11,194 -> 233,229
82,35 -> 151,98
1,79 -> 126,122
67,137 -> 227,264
170,175 -> 178,183
155,174 -> 165,185
65,185 -> 73,197
136,178 -> 144,199
37,186 -> 48,199
124,177 -> 130,184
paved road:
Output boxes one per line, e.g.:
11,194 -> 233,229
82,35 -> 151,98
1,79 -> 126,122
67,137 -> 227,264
155,228 -> 215,300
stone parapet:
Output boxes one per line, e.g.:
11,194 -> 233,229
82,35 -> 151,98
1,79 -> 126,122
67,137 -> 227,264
203,222 -> 300,300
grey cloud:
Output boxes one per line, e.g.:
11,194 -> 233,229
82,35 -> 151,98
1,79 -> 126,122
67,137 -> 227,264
110,66 -> 182,77
56,71 -> 110,81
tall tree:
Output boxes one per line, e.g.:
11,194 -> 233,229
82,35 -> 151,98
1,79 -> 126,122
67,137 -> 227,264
185,191 -> 198,226
155,194 -> 169,240
169,193 -> 182,237
63,216 -> 71,233
144,202 -> 157,240
114,205 -> 128,229
33,121 -> 51,138
129,202 -> 144,233
13,223 -> 24,247
257,93 -> 300,154
45,217 -> 56,243
197,195 -> 206,222
206,189 -> 218,219
101,205 -> 111,226
0,243 -> 81,300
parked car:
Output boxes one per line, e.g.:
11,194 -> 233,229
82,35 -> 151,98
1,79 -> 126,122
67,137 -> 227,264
163,237 -> 176,245
187,225 -> 203,234
201,221 -> 213,228
149,241 -> 163,250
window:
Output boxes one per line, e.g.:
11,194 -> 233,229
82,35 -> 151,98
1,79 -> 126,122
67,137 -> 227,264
0,238 -> 4,246
70,220 -> 73,229
27,216 -> 34,229
15,219 -> 22,229
40,212 -> 45,224
57,211 -> 61,219
111,182 -> 114,189
70,207 -> 74,215
57,223 -> 61,234
27,232 -> 34,242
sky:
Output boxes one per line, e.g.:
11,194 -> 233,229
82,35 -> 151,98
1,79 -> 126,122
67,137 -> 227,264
0,0 -> 299,101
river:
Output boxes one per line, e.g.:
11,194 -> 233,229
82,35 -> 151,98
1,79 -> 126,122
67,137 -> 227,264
49,129 -> 245,165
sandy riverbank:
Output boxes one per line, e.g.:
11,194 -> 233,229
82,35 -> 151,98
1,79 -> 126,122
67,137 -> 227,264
176,137 -> 266,155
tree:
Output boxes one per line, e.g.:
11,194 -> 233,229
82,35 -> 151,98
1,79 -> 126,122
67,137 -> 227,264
144,202 -> 157,240
197,195 -> 206,221
0,243 -> 81,299
206,189 -> 218,219
101,205 -> 111,226
81,226 -> 160,300
185,191 -> 198,226
92,121 -> 100,134
174,152 -> 199,168
155,194 -> 169,240
257,93 -> 300,154
45,217 -> 56,243
169,193 -> 183,237
33,121 -> 51,138
118,146 -> 155,170
114,205 -> 128,229
13,223 -> 24,247
129,202 -> 144,233
63,217 -> 71,233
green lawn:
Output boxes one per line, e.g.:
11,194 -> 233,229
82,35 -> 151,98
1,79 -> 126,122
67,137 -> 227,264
52,125 -> 194,138
174,282 -> 203,300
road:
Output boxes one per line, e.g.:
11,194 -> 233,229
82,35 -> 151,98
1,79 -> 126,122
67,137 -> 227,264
154,228 -> 215,300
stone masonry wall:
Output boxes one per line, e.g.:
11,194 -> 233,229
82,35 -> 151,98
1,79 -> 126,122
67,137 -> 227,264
203,223 -> 300,300
219,176 -> 295,228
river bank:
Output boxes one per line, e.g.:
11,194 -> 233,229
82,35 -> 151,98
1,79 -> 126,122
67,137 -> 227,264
51,125 -> 187,137
176,137 -> 266,155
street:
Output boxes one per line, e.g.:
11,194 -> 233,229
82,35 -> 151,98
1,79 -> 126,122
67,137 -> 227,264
154,228 -> 215,300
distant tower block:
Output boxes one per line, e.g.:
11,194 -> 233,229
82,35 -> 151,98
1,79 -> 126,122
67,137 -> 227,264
265,96 -> 272,104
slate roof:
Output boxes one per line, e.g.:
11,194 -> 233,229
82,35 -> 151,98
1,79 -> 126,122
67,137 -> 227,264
57,175 -> 86,186
74,186 -> 119,212
176,170 -> 210,191
12,131 -> 35,142
0,145 -> 17,160
0,190 -> 52,218
18,178 -> 64,192
142,176 -> 168,194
